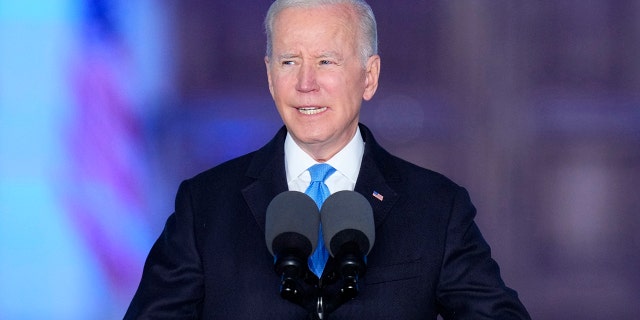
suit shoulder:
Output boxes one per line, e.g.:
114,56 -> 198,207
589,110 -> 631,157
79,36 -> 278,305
362,123 -> 460,192
187,126 -> 286,185
383,151 -> 461,190
373,153 -> 469,212
186,151 -> 258,187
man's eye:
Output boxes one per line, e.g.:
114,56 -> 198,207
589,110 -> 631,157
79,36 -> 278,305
282,60 -> 295,66
320,60 -> 333,65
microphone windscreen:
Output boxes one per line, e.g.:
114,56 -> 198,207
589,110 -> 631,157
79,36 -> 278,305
320,191 -> 375,256
265,191 -> 320,256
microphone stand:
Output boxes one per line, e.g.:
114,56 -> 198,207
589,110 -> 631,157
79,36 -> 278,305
276,254 -> 366,319
311,253 -> 367,319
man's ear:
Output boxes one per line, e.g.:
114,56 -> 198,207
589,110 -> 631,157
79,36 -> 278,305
265,56 -> 275,98
362,54 -> 380,101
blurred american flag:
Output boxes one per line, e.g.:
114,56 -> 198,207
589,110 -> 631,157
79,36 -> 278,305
65,0 -> 153,305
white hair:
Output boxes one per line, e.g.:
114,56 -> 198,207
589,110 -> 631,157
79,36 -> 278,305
264,0 -> 378,65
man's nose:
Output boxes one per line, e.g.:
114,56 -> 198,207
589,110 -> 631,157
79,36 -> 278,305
296,63 -> 319,93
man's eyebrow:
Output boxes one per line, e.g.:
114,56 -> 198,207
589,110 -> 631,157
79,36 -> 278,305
277,53 -> 299,60
316,51 -> 345,63
275,51 -> 344,61
317,51 -> 342,59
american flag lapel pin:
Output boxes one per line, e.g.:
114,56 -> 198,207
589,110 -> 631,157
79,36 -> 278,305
372,191 -> 384,201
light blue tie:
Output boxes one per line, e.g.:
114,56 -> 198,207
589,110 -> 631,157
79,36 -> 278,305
305,163 -> 336,278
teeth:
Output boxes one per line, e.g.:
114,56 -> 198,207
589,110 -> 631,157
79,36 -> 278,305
298,107 -> 327,115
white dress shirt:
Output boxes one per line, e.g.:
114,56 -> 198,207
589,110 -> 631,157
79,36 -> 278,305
285,127 -> 364,194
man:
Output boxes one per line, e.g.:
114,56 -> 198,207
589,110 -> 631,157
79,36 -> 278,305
125,0 -> 531,319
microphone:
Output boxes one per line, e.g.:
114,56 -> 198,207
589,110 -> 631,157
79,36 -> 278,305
320,191 -> 375,304
265,191 -> 320,305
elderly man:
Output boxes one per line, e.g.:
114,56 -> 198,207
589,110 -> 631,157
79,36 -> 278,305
125,0 -> 530,319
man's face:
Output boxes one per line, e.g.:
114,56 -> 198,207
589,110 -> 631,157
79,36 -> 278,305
265,4 -> 380,161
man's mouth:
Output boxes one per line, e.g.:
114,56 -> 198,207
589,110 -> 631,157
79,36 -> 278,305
297,106 -> 327,115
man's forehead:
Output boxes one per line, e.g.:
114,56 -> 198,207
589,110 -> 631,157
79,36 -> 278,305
272,11 -> 357,44
272,3 -> 356,33
271,35 -> 354,59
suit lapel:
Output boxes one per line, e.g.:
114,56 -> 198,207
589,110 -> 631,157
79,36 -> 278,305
241,127 -> 289,235
354,157 -> 398,229
354,124 -> 400,229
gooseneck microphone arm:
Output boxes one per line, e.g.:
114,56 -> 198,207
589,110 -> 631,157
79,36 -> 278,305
265,191 -> 321,309
315,241 -> 368,317
272,236 -> 311,305
334,242 -> 367,300
318,191 -> 375,317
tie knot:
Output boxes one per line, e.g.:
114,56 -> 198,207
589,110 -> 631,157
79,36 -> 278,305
308,163 -> 336,182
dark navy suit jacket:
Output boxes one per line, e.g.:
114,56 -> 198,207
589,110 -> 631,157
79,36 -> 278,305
125,124 -> 530,319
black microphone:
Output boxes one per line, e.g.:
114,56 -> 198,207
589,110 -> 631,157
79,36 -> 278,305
265,191 -> 320,305
320,190 -> 375,305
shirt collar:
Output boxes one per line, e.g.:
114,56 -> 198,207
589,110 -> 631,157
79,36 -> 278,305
285,126 -> 364,184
